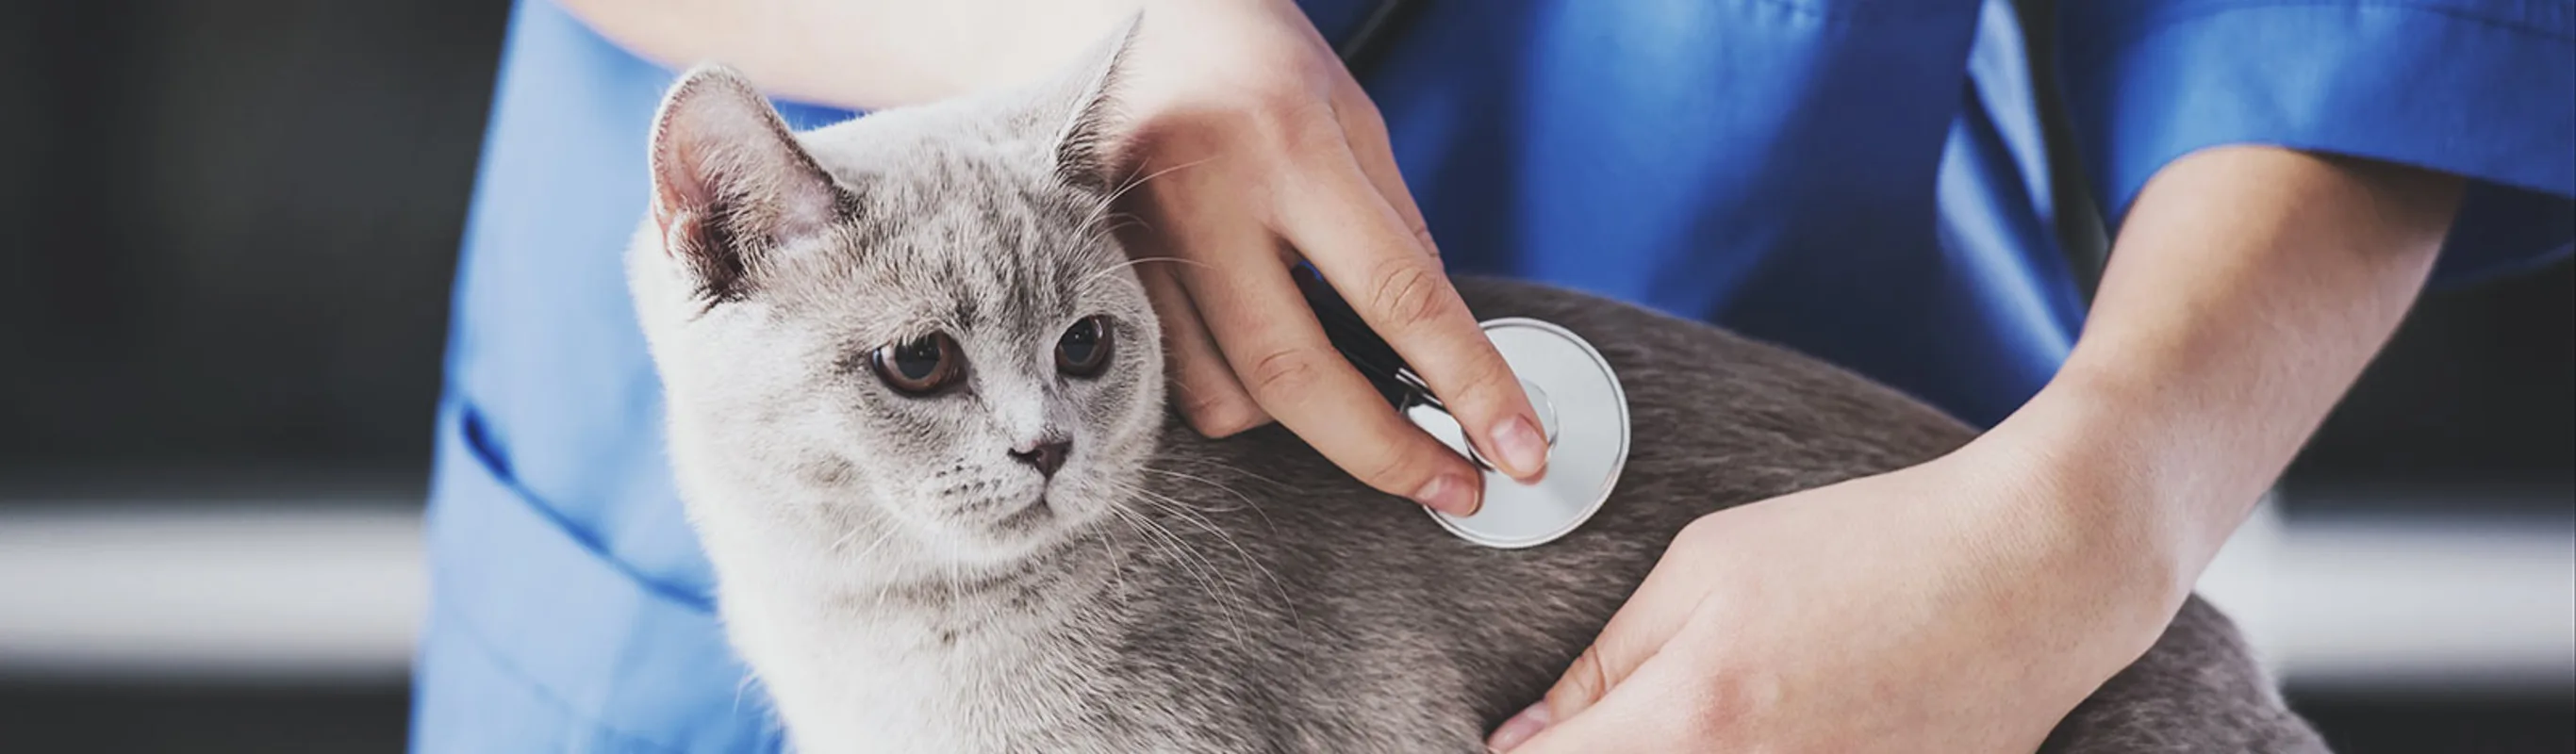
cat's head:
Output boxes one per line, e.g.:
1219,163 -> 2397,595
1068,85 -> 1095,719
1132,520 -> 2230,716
631,24 -> 1164,570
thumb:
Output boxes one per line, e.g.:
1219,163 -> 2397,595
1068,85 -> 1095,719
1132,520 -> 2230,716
1483,631 -> 1656,752
1494,647 -> 1713,754
1486,561 -> 1709,751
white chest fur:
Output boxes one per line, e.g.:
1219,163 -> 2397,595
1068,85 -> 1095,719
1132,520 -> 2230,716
714,555 -> 1124,754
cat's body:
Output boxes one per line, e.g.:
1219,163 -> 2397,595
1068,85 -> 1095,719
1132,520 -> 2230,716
629,26 -> 2325,754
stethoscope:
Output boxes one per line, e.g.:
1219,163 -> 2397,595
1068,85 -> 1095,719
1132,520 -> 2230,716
1296,0 -> 1631,549
1295,266 -> 1632,549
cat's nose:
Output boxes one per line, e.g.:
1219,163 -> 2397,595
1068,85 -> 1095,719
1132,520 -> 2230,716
1009,438 -> 1072,479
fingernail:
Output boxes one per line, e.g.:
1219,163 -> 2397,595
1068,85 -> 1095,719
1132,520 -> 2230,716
1485,702 -> 1552,752
1413,473 -> 1480,516
1492,416 -> 1548,480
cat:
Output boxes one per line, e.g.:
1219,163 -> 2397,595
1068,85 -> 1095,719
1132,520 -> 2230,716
627,25 -> 2329,754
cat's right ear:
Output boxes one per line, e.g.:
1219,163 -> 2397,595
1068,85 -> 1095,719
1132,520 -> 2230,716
648,65 -> 847,303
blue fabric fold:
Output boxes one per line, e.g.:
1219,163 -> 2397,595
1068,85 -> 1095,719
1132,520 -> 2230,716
415,400 -> 777,753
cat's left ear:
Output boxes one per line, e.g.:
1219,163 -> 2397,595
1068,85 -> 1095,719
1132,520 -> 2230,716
1045,12 -> 1145,193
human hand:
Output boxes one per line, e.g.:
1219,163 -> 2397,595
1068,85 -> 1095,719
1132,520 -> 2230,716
1105,1 -> 1545,516
1486,439 -> 2184,753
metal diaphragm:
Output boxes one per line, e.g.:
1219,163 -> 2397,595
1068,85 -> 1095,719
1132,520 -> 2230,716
1405,318 -> 1628,549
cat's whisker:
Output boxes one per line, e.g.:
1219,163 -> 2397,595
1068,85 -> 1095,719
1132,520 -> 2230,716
1077,209 -> 1144,238
1074,213 -> 1138,250
827,516 -> 893,554
1077,156 -> 1215,233
1092,523 -> 1130,598
1159,455 -> 1289,491
1104,499 -> 1252,644
837,524 -> 906,577
1110,483 -> 1259,632
1076,158 -> 1160,233
1080,218 -> 1150,255
1131,512 -> 1235,623
1073,254 -> 1208,297
1140,466 -> 1274,533
1119,156 -> 1214,201
1118,482 -> 1299,631
1118,491 -> 1277,640
822,509 -> 867,551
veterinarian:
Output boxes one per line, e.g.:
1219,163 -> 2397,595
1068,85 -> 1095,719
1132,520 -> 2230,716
414,0 -> 2573,749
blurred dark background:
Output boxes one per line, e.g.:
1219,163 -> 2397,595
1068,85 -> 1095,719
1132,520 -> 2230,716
0,1 -> 2567,752
1,0 -> 502,486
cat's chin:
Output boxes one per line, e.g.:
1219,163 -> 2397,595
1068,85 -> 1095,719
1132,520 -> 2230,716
892,495 -> 1101,569
912,528 -> 1082,576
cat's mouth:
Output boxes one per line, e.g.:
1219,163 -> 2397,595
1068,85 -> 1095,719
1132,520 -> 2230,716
991,495 -> 1056,533
925,476 -> 1098,555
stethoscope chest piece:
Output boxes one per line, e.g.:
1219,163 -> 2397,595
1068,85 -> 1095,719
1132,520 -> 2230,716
1292,266 -> 1631,549
1404,318 -> 1629,549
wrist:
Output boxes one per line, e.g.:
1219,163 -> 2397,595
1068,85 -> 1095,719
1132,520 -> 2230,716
1888,419 -> 2189,707
1961,369 -> 2205,630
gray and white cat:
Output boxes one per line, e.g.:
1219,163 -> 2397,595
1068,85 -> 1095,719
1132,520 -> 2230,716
628,28 -> 2329,754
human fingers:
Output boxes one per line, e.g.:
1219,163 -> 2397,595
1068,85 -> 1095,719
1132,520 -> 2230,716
1495,652 -> 1713,754
1177,240 -> 1486,515
1272,148 -> 1546,482
1134,257 -> 1270,436
1331,74 -> 1437,260
1487,519 -> 1730,750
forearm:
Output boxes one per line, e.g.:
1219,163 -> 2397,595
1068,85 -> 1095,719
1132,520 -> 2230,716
558,0 -> 1143,108
1990,145 -> 2462,603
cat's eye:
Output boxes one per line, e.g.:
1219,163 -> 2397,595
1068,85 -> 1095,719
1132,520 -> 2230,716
871,333 -> 966,395
1055,316 -> 1114,378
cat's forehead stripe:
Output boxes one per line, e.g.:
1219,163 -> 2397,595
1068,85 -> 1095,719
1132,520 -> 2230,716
767,127 -> 1131,346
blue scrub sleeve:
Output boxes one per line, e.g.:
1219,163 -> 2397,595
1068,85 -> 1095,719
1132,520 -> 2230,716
2062,1 -> 2575,285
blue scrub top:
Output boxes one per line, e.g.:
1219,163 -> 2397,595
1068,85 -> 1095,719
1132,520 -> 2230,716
413,1 -> 2572,750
